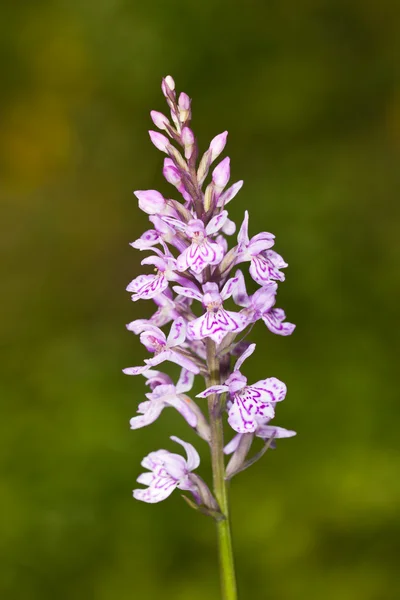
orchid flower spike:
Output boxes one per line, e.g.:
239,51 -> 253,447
124,76 -> 297,596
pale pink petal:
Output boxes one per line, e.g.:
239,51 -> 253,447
265,249 -> 288,269
167,396 -> 197,427
206,210 -> 228,235
222,218 -> 236,235
262,311 -> 296,336
170,436 -> 200,471
134,189 -> 166,214
130,229 -> 160,249
256,425 -> 297,439
168,351 -> 200,373
235,343 -> 256,371
172,285 -> 203,301
224,433 -> 243,455
196,385 -> 229,398
122,365 -> 149,376
128,273 -> 168,301
133,477 -> 177,503
221,276 -> 239,300
218,180 -> 243,207
162,452 -> 187,479
231,269 -> 249,307
237,210 -> 249,246
136,472 -> 154,485
167,317 -> 187,347
130,401 -> 165,429
176,369 -> 195,394
249,255 -> 285,285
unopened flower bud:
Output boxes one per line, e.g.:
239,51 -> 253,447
178,92 -> 191,122
163,158 -> 182,187
150,110 -> 170,131
209,131 -> 228,161
225,433 -> 254,479
204,183 -> 214,213
161,75 -> 175,97
182,126 -> 195,159
149,130 -> 170,153
134,189 -> 166,214
212,157 -> 230,191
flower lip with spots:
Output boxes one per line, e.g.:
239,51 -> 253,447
133,436 -> 201,504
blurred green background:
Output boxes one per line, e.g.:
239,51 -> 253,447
1,1 -> 399,598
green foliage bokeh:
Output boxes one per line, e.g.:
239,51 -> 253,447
1,1 -> 399,598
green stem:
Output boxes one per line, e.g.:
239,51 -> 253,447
206,338 -> 237,600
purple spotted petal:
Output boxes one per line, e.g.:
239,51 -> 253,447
144,370 -> 173,389
133,476 -> 178,503
140,328 -> 167,352
247,232 -> 275,255
176,368 -> 195,394
262,310 -> 296,336
188,308 -> 247,345
172,285 -> 203,301
206,210 -> 228,235
228,398 -> 259,433
176,239 -> 224,274
196,384 -> 229,398
123,364 -> 149,376
265,249 -> 288,269
127,273 -> 169,301
226,373 -> 247,395
251,286 -> 277,313
235,343 -> 256,371
131,229 -> 161,250
167,317 -> 187,347
249,254 -> 285,285
249,377 -> 287,403
221,276 -> 239,300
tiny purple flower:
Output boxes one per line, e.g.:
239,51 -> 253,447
133,436 -> 200,503
123,318 -> 200,375
236,211 -> 287,285
234,270 -> 296,335
130,368 -> 197,429
126,255 -> 178,301
176,212 -> 228,274
197,344 -> 287,433
174,278 -> 247,345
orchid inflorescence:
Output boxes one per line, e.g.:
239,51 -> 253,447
124,75 -> 296,517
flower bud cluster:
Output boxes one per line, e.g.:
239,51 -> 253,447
125,76 -> 296,508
